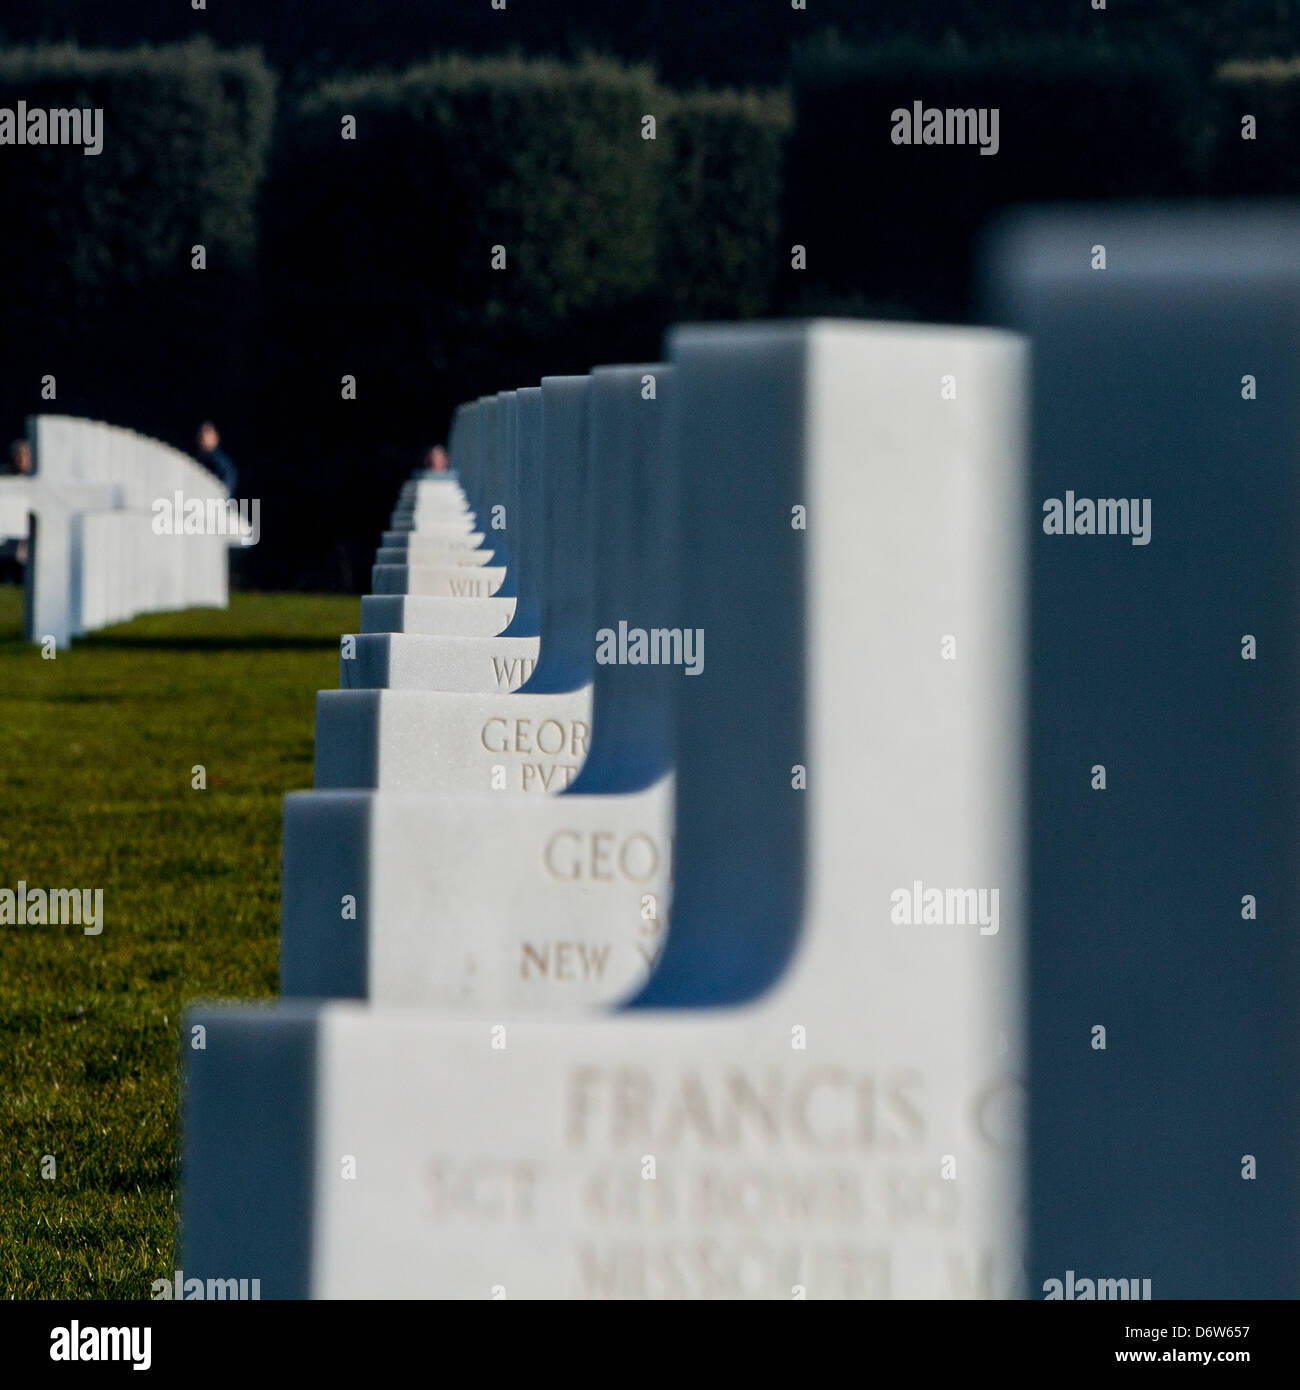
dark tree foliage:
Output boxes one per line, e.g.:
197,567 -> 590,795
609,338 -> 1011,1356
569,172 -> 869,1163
1211,58 -> 1300,195
1,13 -> 1297,586
782,37 -> 1206,322
3,1 -> 1299,85
251,56 -> 798,586
0,40 -> 274,492
254,54 -> 665,587
657,88 -> 792,322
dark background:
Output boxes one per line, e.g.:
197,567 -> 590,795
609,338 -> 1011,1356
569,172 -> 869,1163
7,2 -> 1300,87
1,2 -> 1297,588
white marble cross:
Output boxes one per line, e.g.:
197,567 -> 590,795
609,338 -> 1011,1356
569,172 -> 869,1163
14,415 -> 235,646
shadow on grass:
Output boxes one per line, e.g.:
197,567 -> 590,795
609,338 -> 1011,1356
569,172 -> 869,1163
0,588 -> 355,656
43,692 -> 126,703
0,625 -> 339,655
77,635 -> 340,653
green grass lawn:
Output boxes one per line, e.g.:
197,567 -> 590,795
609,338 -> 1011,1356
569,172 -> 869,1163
0,586 -> 357,1297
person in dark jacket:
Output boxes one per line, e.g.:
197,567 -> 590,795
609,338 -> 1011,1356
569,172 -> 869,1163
196,421 -> 238,494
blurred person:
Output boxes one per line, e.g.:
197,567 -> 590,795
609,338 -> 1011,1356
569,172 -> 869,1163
423,444 -> 449,472
2,439 -> 32,475
196,421 -> 238,493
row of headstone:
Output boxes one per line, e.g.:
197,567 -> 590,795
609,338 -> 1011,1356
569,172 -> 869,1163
282,370 -> 674,1007
179,205 -> 1300,1299
0,415 -> 237,646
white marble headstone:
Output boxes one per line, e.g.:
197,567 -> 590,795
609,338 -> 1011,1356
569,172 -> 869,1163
185,320 -> 1027,1298
314,377 -> 596,793
984,202 -> 1300,1299
343,388 -> 538,691
284,364 -> 678,1003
